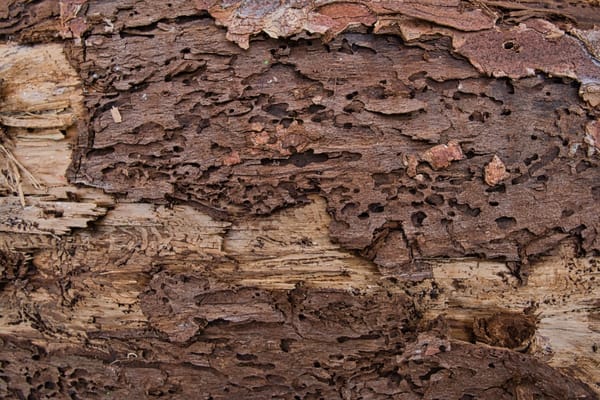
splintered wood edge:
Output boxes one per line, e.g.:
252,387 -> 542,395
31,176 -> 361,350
0,43 -> 109,232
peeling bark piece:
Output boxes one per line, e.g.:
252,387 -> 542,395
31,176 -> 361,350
371,0 -> 497,32
421,140 -> 464,170
196,0 -> 496,49
315,2 -> 377,38
195,0 -> 329,49
484,154 -> 509,186
454,20 -> 600,82
84,1 -> 200,35
375,15 -> 454,42
139,270 -> 418,370
1,335 -> 596,399
481,0 -> 600,29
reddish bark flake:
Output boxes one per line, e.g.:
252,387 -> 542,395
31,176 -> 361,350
484,155 -> 509,186
223,150 -> 241,166
316,3 -> 376,37
421,140 -> 465,170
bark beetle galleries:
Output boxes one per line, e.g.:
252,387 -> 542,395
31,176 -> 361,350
68,7 -> 600,274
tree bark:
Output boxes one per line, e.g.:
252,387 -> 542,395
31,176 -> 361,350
1,1 -> 599,399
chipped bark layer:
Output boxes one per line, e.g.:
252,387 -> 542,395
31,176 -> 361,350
1,1 -> 600,399
70,6 -> 600,273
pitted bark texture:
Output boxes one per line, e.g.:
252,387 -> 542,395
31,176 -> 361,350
2,2 -> 600,398
0,278 -> 598,400
70,6 -> 600,274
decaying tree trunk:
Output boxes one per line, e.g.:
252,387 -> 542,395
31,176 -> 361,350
1,1 -> 599,399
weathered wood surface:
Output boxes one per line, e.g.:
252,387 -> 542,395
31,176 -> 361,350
1,1 -> 600,399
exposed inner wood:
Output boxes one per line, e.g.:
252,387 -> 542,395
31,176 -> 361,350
1,1 -> 600,399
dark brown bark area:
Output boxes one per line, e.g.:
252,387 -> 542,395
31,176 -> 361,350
1,1 -> 600,399
69,6 -> 600,274
1,330 -> 596,399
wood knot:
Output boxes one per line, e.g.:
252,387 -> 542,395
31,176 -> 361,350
473,311 -> 537,351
